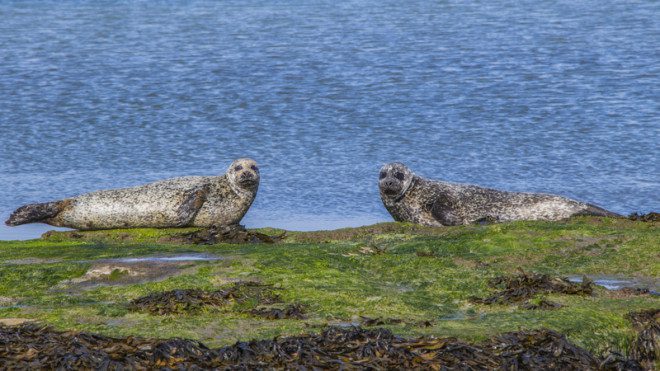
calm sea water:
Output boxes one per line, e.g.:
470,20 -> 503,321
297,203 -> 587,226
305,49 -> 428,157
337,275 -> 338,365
1,1 -> 658,240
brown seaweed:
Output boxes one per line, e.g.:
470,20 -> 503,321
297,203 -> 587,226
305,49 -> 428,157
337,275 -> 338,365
0,324 -> 633,370
128,281 -> 281,315
626,308 -> 660,369
471,269 -> 594,305
249,304 -> 307,320
166,224 -> 284,244
628,212 -> 659,222
519,298 -> 564,310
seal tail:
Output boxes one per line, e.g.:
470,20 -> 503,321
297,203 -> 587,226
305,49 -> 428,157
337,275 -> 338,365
579,203 -> 622,218
5,201 -> 64,226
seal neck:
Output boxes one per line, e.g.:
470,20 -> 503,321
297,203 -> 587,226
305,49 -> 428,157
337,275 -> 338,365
392,176 -> 416,203
229,182 -> 256,199
226,175 -> 247,198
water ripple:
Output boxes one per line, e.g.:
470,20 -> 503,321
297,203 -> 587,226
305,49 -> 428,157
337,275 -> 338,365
0,0 -> 658,238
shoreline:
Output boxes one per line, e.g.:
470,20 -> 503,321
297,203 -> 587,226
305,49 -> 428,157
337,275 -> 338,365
1,211 -> 656,242
0,211 -> 388,241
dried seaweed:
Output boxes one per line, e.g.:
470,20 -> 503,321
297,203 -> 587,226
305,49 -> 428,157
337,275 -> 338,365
128,289 -> 229,315
599,351 -> 644,371
482,329 -> 601,370
357,316 -> 434,328
626,309 -> 659,369
0,325 -> 624,370
627,309 -> 660,329
166,224 -> 284,244
616,287 -> 653,296
359,316 -> 404,326
628,212 -> 659,222
520,298 -> 564,310
249,303 -> 307,320
471,270 -> 594,305
128,281 -> 281,315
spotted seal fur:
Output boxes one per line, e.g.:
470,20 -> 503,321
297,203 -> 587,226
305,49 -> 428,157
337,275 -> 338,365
379,162 -> 620,227
6,158 -> 260,230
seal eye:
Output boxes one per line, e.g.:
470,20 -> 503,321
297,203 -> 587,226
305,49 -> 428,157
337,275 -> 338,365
234,165 -> 243,171
395,172 -> 405,181
379,172 -> 386,180
250,165 -> 258,171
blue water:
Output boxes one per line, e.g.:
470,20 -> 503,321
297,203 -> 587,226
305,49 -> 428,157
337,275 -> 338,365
1,1 -> 658,240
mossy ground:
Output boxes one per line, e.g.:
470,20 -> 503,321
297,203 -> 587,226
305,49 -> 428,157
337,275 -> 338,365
0,217 -> 657,358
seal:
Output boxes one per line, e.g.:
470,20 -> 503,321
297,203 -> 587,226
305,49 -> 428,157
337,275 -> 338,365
6,158 -> 260,230
379,162 -> 621,227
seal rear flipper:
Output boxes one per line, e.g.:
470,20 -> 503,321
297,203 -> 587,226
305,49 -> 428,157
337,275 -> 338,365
576,203 -> 622,218
173,187 -> 208,227
5,201 -> 65,226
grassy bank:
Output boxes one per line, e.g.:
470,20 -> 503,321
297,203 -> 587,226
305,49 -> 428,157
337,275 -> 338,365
0,217 -> 657,358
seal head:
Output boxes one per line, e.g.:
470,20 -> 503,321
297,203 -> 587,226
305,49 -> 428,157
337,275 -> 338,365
379,162 -> 414,202
226,158 -> 260,196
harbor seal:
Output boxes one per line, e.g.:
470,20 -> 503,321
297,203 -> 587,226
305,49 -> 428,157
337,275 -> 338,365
6,158 -> 260,230
379,162 -> 621,227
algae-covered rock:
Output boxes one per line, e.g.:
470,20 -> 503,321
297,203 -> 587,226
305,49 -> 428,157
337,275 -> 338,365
0,217 -> 657,360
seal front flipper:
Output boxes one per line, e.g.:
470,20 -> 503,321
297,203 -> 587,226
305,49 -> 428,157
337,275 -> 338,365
5,201 -> 67,226
173,187 -> 208,227
429,198 -> 462,226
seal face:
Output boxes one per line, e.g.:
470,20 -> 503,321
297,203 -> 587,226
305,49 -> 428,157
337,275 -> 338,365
379,163 -> 620,227
226,158 -> 260,195
6,158 -> 260,230
378,162 -> 414,202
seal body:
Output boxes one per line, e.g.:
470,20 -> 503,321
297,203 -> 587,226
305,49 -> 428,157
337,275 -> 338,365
6,158 -> 260,230
379,163 -> 620,227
